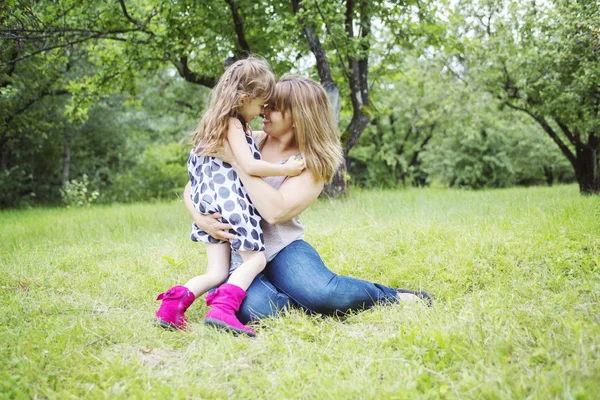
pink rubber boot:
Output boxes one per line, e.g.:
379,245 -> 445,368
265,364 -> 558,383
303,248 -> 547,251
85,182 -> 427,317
155,286 -> 195,330
204,284 -> 256,337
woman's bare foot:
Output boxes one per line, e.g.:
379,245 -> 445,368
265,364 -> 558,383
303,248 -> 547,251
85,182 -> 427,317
397,292 -> 420,303
395,289 -> 433,306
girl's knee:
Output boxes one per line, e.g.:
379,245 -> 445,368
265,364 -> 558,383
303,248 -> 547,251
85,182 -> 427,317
257,253 -> 267,271
240,251 -> 267,273
205,269 -> 229,286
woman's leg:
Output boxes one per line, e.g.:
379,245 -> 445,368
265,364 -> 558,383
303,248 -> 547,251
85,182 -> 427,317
236,273 -> 292,324
265,240 -> 401,315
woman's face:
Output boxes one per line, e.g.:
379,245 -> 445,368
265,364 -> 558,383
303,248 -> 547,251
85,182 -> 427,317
262,104 -> 293,137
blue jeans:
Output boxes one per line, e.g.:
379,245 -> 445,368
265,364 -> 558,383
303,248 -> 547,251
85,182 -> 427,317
237,240 -> 400,324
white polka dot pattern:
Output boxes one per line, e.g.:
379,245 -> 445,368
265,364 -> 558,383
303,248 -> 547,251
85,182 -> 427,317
187,133 -> 265,252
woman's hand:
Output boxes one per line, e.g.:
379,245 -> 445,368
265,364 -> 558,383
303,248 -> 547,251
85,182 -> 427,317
194,213 -> 236,241
184,181 -> 235,241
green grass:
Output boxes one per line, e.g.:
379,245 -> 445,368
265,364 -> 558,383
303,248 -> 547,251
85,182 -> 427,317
1,185 -> 599,399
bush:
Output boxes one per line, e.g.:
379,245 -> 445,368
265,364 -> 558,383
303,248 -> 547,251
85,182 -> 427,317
420,128 -> 515,189
107,142 -> 188,202
60,174 -> 100,207
0,166 -> 36,208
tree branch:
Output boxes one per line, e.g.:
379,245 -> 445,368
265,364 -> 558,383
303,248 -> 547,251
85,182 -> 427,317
1,34 -> 101,66
224,0 -> 250,55
409,123 -> 435,167
172,57 -> 217,88
291,0 -> 334,85
397,122 -> 414,156
291,0 -> 341,121
358,0 -> 370,107
0,29 -> 148,66
1,88 -> 70,146
118,0 -> 143,28
345,0 -> 362,113
313,0 -> 351,81
555,118 -> 580,147
504,101 -> 577,166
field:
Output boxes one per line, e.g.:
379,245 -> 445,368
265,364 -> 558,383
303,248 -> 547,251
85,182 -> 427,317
1,186 -> 599,399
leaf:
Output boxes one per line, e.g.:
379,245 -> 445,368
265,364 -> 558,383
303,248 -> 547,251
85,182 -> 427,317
162,256 -> 175,266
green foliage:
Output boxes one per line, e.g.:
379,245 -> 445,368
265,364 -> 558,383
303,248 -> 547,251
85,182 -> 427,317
2,0 -> 597,206
425,128 -> 515,189
60,174 -> 100,207
448,0 -> 600,192
108,142 -> 189,203
506,128 -> 575,186
0,166 -> 35,208
350,55 -> 456,188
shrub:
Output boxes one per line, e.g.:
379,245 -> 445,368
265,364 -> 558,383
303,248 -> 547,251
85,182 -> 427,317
107,142 -> 188,202
60,174 -> 100,207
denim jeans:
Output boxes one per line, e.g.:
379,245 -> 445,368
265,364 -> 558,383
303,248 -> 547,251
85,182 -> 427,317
237,239 -> 400,324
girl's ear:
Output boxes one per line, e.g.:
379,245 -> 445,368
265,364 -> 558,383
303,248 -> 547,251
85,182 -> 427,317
238,93 -> 249,106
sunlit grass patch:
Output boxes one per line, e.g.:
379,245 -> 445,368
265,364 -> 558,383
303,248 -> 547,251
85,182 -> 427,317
1,185 -> 599,398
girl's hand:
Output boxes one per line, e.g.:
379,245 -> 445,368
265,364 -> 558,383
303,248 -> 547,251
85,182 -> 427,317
284,155 -> 305,177
217,140 -> 237,166
194,213 -> 236,241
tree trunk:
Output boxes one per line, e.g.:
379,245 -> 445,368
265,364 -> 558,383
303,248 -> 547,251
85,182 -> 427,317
62,132 -> 72,186
322,111 -> 369,198
322,160 -> 348,198
543,166 -> 554,186
321,82 -> 345,197
574,140 -> 599,194
322,81 -> 341,124
505,103 -> 599,195
1,147 -> 7,171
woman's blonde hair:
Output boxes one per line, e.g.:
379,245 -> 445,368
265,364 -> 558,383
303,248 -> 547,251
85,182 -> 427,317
192,57 -> 275,155
272,75 -> 344,183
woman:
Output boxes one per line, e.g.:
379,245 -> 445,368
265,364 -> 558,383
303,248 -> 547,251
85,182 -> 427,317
184,75 -> 431,324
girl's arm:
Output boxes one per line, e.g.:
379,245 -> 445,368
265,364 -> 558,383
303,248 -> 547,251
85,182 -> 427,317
183,182 -> 236,241
232,162 -> 324,225
228,118 -> 304,177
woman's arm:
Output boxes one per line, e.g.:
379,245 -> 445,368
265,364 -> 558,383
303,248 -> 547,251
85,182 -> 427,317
228,118 -> 304,177
234,165 -> 324,225
183,182 -> 236,241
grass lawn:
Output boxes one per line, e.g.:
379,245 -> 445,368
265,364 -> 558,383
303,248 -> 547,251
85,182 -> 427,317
1,185 -> 599,399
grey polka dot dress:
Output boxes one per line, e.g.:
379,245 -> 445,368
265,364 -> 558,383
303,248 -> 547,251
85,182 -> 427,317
187,132 -> 265,252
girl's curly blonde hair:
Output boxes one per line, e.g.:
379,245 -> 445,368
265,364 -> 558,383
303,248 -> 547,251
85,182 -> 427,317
192,57 -> 275,155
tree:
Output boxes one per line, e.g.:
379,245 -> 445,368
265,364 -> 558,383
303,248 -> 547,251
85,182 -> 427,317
291,0 -> 434,195
450,0 -> 600,194
2,0 -> 436,198
349,54 -> 454,188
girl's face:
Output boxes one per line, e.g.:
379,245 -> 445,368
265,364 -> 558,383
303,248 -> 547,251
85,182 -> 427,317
262,104 -> 293,137
239,97 -> 266,122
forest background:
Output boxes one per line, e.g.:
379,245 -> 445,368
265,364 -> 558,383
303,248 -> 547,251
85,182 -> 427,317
1,0 -> 599,207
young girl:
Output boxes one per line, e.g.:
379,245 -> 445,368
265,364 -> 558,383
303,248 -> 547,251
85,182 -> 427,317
155,58 -> 305,336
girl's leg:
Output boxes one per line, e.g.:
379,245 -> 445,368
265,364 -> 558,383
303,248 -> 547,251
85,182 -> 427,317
227,251 -> 267,291
156,243 -> 230,330
184,243 -> 231,297
204,251 -> 266,336
265,240 -> 413,315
